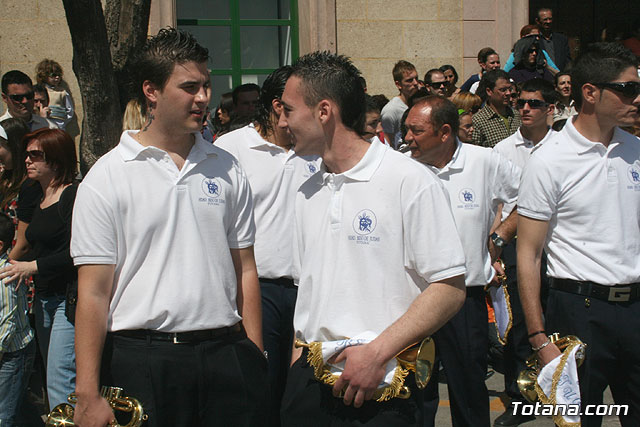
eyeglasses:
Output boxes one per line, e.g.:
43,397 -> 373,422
593,81 -> 640,99
429,82 -> 448,89
25,150 -> 46,162
6,92 -> 34,103
516,99 -> 549,109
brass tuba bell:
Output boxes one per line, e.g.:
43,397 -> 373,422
517,333 -> 586,403
46,386 -> 148,427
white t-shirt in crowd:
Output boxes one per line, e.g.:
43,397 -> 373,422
293,139 -> 467,343
425,140 -> 521,287
71,131 -> 256,332
518,117 -> 640,285
493,127 -> 555,220
380,96 -> 408,148
216,124 -> 320,279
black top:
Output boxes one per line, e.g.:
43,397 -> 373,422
25,185 -> 77,295
16,179 -> 43,223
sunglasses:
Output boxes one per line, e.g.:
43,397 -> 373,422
516,99 -> 549,109
6,92 -> 34,103
26,150 -> 46,162
429,82 -> 448,89
594,81 -> 640,99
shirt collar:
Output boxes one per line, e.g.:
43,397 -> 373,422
321,138 -> 387,184
514,127 -> 554,146
430,138 -> 465,175
117,131 -> 217,162
564,116 -> 626,155
482,103 -> 514,119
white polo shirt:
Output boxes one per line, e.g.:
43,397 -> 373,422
493,128 -> 555,220
293,139 -> 467,343
71,131 -> 255,332
518,117 -> 640,285
216,124 -> 320,279
425,140 -> 521,287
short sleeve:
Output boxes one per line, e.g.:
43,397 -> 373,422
226,165 -> 255,249
71,182 -> 118,265
517,154 -> 557,221
491,151 -> 521,208
16,179 -> 42,223
403,178 -> 467,283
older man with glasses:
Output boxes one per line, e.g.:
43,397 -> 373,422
1,71 -> 56,131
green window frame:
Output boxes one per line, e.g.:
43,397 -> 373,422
177,0 -> 299,92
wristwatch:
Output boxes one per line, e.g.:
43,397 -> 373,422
490,232 -> 507,248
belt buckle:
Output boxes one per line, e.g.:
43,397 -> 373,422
171,333 -> 187,344
608,286 -> 631,302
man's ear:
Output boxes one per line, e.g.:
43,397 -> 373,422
317,99 -> 332,124
142,80 -> 160,104
581,83 -> 599,106
394,80 -> 402,91
440,124 -> 453,142
272,98 -> 283,116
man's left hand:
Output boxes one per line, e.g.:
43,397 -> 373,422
331,344 -> 387,408
488,239 -> 502,264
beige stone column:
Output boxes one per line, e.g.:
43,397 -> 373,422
150,0 -> 176,35
298,0 -> 337,54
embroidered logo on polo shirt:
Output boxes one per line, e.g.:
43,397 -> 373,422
348,209 -> 381,245
457,188 -> 480,210
307,162 -> 317,174
627,166 -> 640,191
199,177 -> 225,205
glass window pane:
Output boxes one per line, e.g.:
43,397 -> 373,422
177,0 -> 230,20
178,25 -> 232,70
239,0 -> 290,19
240,26 -> 291,69
210,75 -> 233,111
241,74 -> 270,88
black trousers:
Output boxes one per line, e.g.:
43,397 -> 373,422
546,288 -> 640,427
260,278 -> 298,427
281,349 -> 425,426
428,286 -> 490,427
101,326 -> 269,427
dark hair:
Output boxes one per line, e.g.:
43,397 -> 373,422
35,59 -> 64,86
213,92 -> 233,135
392,60 -> 416,83
218,92 -> 234,113
133,28 -> 209,109
536,7 -> 552,18
554,71 -> 571,87
33,84 -> 49,103
424,69 -> 444,84
370,94 -> 389,111
520,78 -> 558,104
571,42 -> 638,109
254,66 -> 293,135
291,51 -> 366,132
365,94 -> 380,114
24,128 -> 77,187
481,69 -> 511,91
408,88 -> 431,108
439,65 -> 459,85
413,96 -> 460,135
0,118 -> 30,207
478,47 -> 497,64
0,213 -> 14,253
232,83 -> 261,106
520,24 -> 540,38
2,71 -> 33,94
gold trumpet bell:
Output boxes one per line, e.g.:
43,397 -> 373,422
46,403 -> 75,427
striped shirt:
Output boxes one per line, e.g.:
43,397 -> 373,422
0,254 -> 34,354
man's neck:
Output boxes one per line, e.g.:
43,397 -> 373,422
520,125 -> 549,145
399,93 -> 410,106
426,138 -> 457,169
322,128 -> 371,174
256,122 -> 293,152
542,30 -> 552,40
136,122 -> 195,163
573,112 -> 616,147
489,102 -> 508,117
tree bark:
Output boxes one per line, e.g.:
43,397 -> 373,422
62,0 -> 151,174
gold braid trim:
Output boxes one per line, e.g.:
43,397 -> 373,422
304,341 -> 411,402
534,342 -> 582,427
497,283 -> 514,346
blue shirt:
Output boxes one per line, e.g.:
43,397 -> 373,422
0,253 -> 34,353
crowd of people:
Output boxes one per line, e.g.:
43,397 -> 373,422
0,6 -> 639,427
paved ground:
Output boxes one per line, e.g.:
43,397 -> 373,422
434,369 -> 622,426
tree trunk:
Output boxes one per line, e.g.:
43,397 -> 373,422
105,0 -> 151,111
62,0 -> 122,174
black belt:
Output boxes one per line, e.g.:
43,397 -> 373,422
550,278 -> 640,303
260,277 -> 295,288
112,323 -> 243,344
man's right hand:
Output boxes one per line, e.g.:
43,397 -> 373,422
73,394 -> 116,427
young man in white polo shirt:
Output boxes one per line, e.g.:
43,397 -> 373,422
518,43 -> 640,426
405,96 -> 520,427
71,28 -> 267,426
216,66 -> 320,426
491,78 -> 557,427
278,52 -> 467,426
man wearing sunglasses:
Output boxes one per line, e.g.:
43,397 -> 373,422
1,71 -> 56,131
424,69 -> 448,98
518,43 -> 640,426
492,78 -> 557,427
